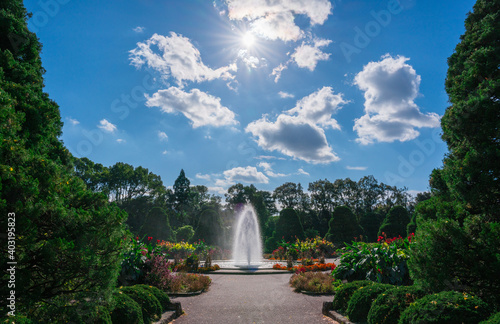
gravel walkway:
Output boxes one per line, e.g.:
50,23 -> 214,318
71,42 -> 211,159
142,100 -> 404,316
170,273 -> 338,324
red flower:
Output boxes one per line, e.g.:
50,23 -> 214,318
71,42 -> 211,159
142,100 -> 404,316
148,236 -> 153,241
136,236 -> 139,240
157,239 -> 160,243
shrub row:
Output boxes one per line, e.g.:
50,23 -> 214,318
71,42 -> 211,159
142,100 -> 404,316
332,281 -> 494,324
111,285 -> 170,324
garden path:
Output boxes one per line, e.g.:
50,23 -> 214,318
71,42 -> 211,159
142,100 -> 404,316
170,273 -> 338,324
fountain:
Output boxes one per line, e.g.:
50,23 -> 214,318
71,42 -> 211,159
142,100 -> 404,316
231,204 -> 263,269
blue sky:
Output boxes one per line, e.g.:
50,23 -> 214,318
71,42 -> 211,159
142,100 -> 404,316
24,0 -> 476,196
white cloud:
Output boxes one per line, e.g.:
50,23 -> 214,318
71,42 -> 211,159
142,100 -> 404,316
238,49 -> 267,69
291,38 -> 332,71
215,166 -> 269,186
226,0 -> 332,42
286,86 -> 347,129
257,162 -> 288,177
116,138 -> 126,143
133,26 -> 145,33
158,131 -> 168,141
246,87 -> 346,164
208,186 -> 227,195
162,150 -> 168,155
346,166 -> 368,171
354,54 -> 441,144
271,63 -> 288,83
146,87 -> 238,128
97,119 -> 117,133
278,91 -> 294,99
196,173 -> 212,181
67,117 -> 80,125
246,114 -> 339,164
297,168 -> 310,176
130,32 -> 237,87
254,155 -> 286,160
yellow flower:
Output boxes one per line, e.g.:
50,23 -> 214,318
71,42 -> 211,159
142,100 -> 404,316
9,167 -> 13,171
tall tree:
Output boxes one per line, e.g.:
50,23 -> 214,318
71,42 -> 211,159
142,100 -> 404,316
0,2 -> 127,320
409,0 -> 500,307
273,182 -> 303,209
173,169 -> 191,210
440,0 -> 500,217
325,206 -> 362,246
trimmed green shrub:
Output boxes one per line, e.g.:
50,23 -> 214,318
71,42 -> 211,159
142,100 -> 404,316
346,283 -> 393,323
110,291 -> 144,324
275,208 -> 305,241
119,286 -> 162,324
479,311 -> 500,324
175,225 -> 194,242
332,280 -> 374,314
360,211 -> 383,242
325,206 -> 362,246
135,284 -> 170,311
367,285 -> 427,324
192,208 -> 224,246
378,206 -> 410,238
399,291 -> 490,324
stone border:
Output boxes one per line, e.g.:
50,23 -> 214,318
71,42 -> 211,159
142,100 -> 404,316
168,290 -> 205,297
153,302 -> 183,324
322,302 -> 355,324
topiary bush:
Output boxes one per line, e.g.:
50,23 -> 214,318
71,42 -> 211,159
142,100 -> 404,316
119,286 -> 162,324
110,291 -> 144,324
345,283 -> 393,323
367,285 -> 427,324
378,206 -> 410,238
135,284 -> 170,311
479,311 -> 500,324
399,290 -> 490,324
332,280 -> 374,314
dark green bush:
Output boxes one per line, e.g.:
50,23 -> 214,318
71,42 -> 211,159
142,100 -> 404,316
346,283 -> 393,323
135,284 -> 170,310
332,280 -> 374,314
378,206 -> 410,238
110,291 -> 144,324
367,285 -> 427,324
479,311 -> 500,324
399,290 -> 490,324
325,206 -> 362,246
276,208 -> 305,241
119,286 -> 162,324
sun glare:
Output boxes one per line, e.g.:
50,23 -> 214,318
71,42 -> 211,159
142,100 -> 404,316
242,32 -> 256,48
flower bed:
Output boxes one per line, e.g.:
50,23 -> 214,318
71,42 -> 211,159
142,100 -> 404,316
272,262 -> 336,272
271,237 -> 336,261
289,272 -> 342,294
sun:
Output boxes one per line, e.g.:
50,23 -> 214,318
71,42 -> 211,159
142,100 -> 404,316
241,32 -> 256,48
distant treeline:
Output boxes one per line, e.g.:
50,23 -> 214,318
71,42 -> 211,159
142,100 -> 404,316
74,158 -> 430,251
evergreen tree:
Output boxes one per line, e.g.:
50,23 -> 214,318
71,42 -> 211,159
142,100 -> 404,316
173,169 -> 190,209
139,207 -> 174,242
440,0 -> 500,217
0,1 -> 127,319
325,206 -> 362,246
409,0 -> 500,308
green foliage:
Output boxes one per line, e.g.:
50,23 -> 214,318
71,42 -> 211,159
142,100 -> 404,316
399,291 -> 490,324
325,206 -> 362,246
192,208 -> 224,246
134,285 -> 170,311
140,207 -> 174,242
378,206 -> 410,238
440,0 -> 500,217
289,272 -> 339,294
408,217 -> 500,307
173,169 -> 190,209
119,286 -> 162,324
406,214 -> 417,237
275,208 -> 305,241
367,285 -> 427,324
110,291 -> 144,324
360,211 -> 383,242
0,315 -> 33,324
0,1 -> 127,318
333,236 -> 413,286
345,283 -> 393,323
175,225 -> 194,242
479,311 -> 500,324
332,280 -> 374,314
